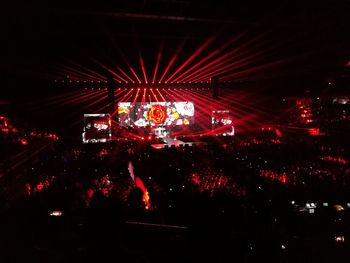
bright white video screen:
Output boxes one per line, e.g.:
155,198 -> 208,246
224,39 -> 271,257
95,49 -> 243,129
118,102 -> 194,127
82,114 -> 111,143
212,110 -> 234,136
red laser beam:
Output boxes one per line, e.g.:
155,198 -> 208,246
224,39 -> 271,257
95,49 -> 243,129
138,50 -> 149,84
172,34 -> 244,83
158,40 -> 186,84
165,34 -> 218,83
152,43 -> 163,84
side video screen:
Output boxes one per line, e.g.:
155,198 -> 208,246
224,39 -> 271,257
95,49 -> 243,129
82,114 -> 111,143
212,110 -> 234,136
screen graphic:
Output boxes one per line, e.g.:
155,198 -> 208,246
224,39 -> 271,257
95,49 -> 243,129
118,102 -> 194,127
211,110 -> 235,136
82,114 -> 112,143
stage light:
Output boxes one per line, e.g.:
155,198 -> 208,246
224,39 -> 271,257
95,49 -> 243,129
335,236 -> 345,243
166,34 -> 217,83
50,210 -> 63,217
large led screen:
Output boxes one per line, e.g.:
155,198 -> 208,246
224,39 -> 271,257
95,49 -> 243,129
118,102 -> 194,127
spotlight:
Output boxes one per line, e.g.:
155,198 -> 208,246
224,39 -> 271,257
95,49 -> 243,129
49,210 -> 63,217
335,236 -> 345,243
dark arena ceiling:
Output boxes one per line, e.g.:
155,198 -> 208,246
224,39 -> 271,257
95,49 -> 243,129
2,0 -> 350,96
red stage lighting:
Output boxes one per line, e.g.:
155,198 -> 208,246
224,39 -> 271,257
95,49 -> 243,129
152,43 -> 163,84
158,41 -> 185,83
165,34 -> 217,83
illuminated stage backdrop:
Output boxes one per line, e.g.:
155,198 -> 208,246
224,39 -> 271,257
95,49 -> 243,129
118,102 -> 194,127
